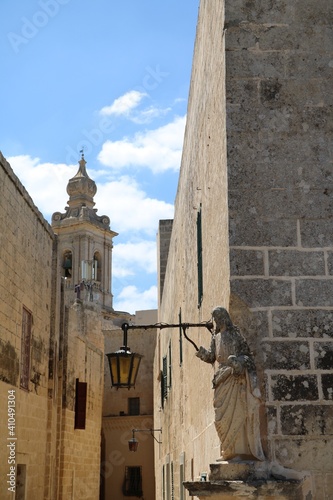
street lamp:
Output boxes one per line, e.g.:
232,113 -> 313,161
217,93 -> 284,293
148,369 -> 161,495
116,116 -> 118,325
106,320 -> 212,389
106,323 -> 143,389
128,428 -> 162,452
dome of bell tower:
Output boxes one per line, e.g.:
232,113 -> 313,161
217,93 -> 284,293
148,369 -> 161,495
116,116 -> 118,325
66,153 -> 97,209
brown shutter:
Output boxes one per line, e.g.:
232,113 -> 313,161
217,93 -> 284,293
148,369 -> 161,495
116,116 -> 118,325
75,379 -> 87,429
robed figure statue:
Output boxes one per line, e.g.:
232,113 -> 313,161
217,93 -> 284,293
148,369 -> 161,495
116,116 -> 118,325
196,307 -> 265,461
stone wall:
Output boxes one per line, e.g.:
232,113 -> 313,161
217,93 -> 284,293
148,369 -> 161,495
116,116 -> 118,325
0,152 -> 56,499
226,0 -> 333,497
155,0 -> 229,496
56,299 -> 104,500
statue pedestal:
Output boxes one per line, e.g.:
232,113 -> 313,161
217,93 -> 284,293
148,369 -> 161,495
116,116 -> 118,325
183,460 -> 312,499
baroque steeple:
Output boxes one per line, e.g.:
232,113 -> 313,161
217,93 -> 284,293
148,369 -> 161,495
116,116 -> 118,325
51,154 -> 118,310
52,154 -> 110,229
66,153 -> 97,209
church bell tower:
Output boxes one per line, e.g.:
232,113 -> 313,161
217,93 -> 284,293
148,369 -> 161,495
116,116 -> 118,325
51,153 -> 118,309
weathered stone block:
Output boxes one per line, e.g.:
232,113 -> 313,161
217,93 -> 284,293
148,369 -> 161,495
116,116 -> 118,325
325,473 -> 333,498
0,339 -> 19,385
229,159 -> 333,191
301,219 -> 333,247
262,341 -> 310,370
225,0 -> 295,25
225,26 -> 258,51
226,51 -> 285,79
275,437 -> 333,472
258,25 -> 333,52
226,78 -> 258,106
281,404 -> 333,435
231,279 -> 292,307
327,252 -> 333,275
230,249 -> 265,276
286,53 -> 333,80
272,309 -> 333,338
294,0 -> 333,25
314,342 -> 333,369
230,188 -> 333,220
296,279 -> 333,307
229,218 -> 297,247
271,375 -> 318,401
322,373 -> 333,400
269,250 -> 325,276
229,130 -> 332,175
266,405 -> 278,435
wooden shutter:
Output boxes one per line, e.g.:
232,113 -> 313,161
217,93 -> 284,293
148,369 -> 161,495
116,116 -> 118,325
75,379 -> 87,429
197,206 -> 203,307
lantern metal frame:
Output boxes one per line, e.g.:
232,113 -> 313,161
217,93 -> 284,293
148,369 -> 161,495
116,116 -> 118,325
106,323 -> 143,389
106,319 -> 213,390
128,428 -> 162,452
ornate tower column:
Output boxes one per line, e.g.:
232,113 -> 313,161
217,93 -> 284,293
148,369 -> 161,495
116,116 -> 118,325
51,154 -> 118,309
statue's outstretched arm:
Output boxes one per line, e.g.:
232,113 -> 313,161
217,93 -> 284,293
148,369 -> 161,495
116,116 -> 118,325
195,335 -> 216,364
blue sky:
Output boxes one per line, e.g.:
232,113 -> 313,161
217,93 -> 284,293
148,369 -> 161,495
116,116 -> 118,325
0,0 -> 199,313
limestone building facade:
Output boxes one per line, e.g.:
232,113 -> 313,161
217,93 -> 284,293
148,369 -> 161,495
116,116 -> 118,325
0,152 -> 57,499
102,309 -> 158,500
155,0 -> 333,499
0,152 -> 118,499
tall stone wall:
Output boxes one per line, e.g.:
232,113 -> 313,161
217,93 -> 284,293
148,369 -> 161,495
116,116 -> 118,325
0,152 -> 57,499
56,301 -> 104,500
155,0 -> 229,496
226,1 -> 333,497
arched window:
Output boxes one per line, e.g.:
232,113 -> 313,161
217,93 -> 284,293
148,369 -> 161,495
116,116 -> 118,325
93,251 -> 102,282
62,250 -> 73,278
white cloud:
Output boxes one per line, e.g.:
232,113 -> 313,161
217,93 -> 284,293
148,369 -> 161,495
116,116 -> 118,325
96,176 -> 174,235
99,90 -> 147,116
98,115 -> 186,173
130,105 -> 172,124
114,285 -> 158,314
113,241 -> 157,279
99,90 -> 171,124
7,155 -> 76,219
6,155 -> 173,235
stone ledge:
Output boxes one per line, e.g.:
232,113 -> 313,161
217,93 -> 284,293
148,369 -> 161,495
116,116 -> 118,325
183,478 -> 305,499
184,461 -> 312,499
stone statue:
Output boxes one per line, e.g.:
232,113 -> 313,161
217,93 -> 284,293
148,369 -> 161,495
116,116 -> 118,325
196,306 -> 265,461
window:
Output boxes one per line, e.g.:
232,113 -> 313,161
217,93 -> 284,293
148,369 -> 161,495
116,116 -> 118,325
62,250 -> 72,278
123,466 -> 142,497
128,397 -> 140,416
161,343 -> 172,406
197,205 -> 203,307
93,251 -> 102,281
16,464 -> 27,500
162,356 -> 168,405
20,307 -> 32,390
74,379 -> 87,429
